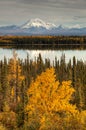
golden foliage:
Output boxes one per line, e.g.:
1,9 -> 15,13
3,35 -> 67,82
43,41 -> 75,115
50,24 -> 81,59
8,51 -> 25,83
26,68 -> 78,129
80,110 -> 86,126
0,124 -> 7,130
7,51 -> 25,104
0,111 -> 16,129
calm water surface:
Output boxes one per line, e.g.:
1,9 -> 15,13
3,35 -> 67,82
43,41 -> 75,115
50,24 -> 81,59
0,48 -> 86,63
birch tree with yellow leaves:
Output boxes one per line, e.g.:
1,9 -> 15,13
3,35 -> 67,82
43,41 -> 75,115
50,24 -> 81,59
26,68 -> 79,130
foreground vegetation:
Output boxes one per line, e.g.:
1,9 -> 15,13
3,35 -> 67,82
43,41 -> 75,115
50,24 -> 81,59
0,51 -> 86,129
0,36 -> 86,49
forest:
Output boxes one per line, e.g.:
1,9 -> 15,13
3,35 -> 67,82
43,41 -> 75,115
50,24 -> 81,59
0,36 -> 86,49
0,51 -> 86,130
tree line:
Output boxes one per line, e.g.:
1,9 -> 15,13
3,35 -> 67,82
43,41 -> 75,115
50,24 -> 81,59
0,36 -> 86,49
0,51 -> 86,129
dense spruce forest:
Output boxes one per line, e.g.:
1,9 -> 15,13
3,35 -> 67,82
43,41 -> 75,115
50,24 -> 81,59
0,36 -> 86,49
0,51 -> 86,130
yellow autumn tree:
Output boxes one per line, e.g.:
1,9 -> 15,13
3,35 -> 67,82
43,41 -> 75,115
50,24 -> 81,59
26,68 -> 78,130
8,51 -> 25,106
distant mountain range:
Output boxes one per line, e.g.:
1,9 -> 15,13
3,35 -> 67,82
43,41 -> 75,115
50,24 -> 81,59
0,18 -> 86,36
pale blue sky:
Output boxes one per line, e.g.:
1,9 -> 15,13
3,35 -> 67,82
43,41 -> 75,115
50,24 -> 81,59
0,0 -> 86,27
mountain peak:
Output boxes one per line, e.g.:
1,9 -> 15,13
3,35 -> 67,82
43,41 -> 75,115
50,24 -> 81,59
0,19 -> 86,35
30,18 -> 44,23
21,18 -> 56,29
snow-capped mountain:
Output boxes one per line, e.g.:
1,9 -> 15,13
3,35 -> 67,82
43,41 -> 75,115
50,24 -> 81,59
0,18 -> 86,36
21,18 -> 56,30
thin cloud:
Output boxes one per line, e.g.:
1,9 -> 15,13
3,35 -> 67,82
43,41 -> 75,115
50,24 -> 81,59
0,0 -> 86,27
74,16 -> 86,19
18,0 -> 86,9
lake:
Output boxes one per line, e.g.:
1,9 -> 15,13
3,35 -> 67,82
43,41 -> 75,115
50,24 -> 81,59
0,48 -> 86,63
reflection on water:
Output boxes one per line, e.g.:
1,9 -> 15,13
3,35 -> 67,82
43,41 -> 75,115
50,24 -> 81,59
0,48 -> 86,63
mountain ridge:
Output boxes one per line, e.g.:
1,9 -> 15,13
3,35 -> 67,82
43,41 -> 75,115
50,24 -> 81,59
0,18 -> 86,36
